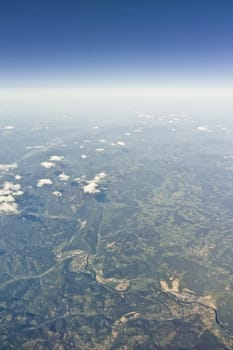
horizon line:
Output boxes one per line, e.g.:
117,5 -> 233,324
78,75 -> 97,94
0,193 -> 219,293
0,85 -> 233,101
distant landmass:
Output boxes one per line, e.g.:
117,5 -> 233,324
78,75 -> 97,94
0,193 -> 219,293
0,114 -> 232,349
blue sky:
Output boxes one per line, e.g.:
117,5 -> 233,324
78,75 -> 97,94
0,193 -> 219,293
1,0 -> 233,86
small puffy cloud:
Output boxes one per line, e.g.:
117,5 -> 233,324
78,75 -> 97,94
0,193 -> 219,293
0,182 -> 23,215
15,175 -> 22,180
99,139 -> 107,143
14,191 -> 24,196
49,155 -> 64,161
80,220 -> 87,228
3,182 -> 21,192
80,145 -> 85,149
125,132 -> 131,136
95,172 -> 107,180
81,154 -> 87,159
96,148 -> 105,152
74,177 -> 81,182
0,202 -> 18,214
117,141 -> 126,146
52,191 -> 62,197
83,182 -> 100,194
58,173 -> 70,181
37,179 -> 53,187
83,172 -> 107,194
0,163 -> 17,172
41,162 -> 56,169
197,126 -> 210,132
2,125 -> 15,130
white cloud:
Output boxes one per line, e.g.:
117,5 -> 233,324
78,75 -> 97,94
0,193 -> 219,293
49,155 -> 64,161
125,132 -> 131,136
117,141 -> 126,146
15,175 -> 22,180
41,162 -> 56,169
197,126 -> 210,132
52,191 -> 62,197
83,182 -> 100,194
83,172 -> 107,194
3,182 -> 21,192
2,125 -> 15,130
37,179 -> 53,187
80,220 -> 87,228
0,182 -> 24,214
0,202 -> 18,214
81,154 -> 87,159
0,189 -> 12,196
74,177 -> 81,182
25,145 -> 44,150
96,148 -> 105,152
58,173 -> 70,181
0,195 -> 15,203
14,191 -> 24,196
95,172 -> 107,180
0,163 -> 17,172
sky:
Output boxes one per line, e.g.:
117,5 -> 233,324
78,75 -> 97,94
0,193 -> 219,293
1,0 -> 233,88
